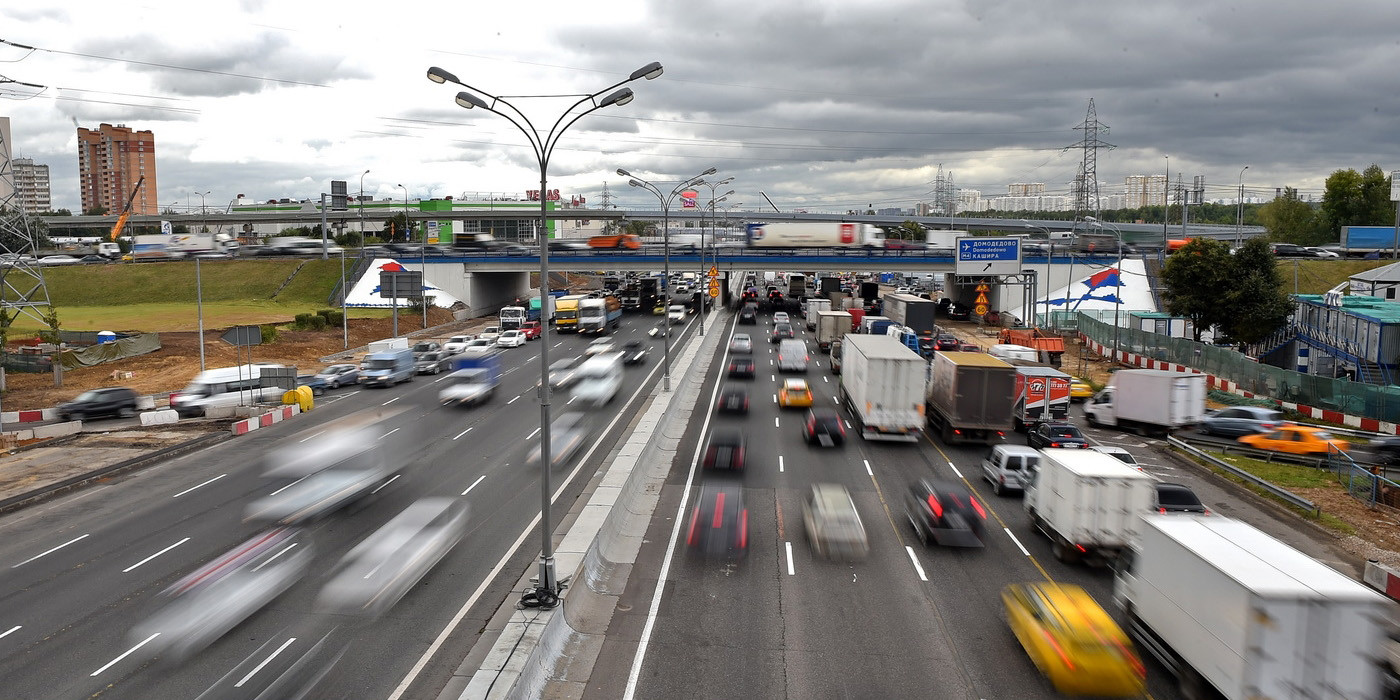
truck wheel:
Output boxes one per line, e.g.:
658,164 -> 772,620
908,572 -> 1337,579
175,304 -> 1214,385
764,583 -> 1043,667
1178,667 -> 1208,700
1052,539 -> 1077,564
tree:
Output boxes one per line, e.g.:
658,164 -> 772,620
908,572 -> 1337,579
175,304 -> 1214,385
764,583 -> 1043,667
1258,187 -> 1324,245
890,220 -> 923,240
1160,237 -> 1234,341
1218,238 -> 1293,344
1320,165 -> 1394,239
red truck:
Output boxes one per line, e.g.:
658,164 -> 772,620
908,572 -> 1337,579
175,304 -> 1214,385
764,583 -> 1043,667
521,321 -> 543,340
998,327 -> 1065,365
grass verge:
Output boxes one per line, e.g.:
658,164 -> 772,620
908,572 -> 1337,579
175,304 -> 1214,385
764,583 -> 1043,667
1178,447 -> 1359,536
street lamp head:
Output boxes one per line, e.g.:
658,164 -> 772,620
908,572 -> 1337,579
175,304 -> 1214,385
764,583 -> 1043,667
628,179 -> 644,189
426,66 -> 458,85
631,62 -> 664,81
455,91 -> 488,110
701,167 -> 718,177
722,189 -> 735,198
616,168 -> 631,178
599,87 -> 634,108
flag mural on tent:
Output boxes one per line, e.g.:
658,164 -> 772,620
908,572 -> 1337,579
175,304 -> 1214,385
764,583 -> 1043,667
1043,267 -> 1122,309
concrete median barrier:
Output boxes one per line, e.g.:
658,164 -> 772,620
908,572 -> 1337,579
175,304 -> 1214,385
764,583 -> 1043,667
140,409 -> 179,426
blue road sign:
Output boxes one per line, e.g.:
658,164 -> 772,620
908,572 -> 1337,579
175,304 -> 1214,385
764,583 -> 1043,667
955,237 -> 1021,275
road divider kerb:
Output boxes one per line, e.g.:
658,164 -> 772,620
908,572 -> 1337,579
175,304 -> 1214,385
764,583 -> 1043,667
229,404 -> 300,436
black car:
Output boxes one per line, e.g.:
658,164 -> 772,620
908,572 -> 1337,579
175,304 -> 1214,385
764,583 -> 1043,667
1026,421 -> 1091,449
802,409 -> 846,446
727,357 -> 756,379
903,479 -> 987,547
933,334 -> 960,352
718,385 -> 750,414
1155,483 -> 1208,514
703,430 -> 747,471
621,340 -> 649,365
738,306 -> 758,325
770,323 -> 795,343
296,375 -> 330,396
686,483 -> 748,558
57,387 -> 139,421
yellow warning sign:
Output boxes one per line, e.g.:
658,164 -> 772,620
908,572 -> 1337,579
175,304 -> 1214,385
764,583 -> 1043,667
708,282 -> 721,298
708,266 -> 719,277
974,304 -> 989,316
976,283 -> 991,293
975,292 -> 989,305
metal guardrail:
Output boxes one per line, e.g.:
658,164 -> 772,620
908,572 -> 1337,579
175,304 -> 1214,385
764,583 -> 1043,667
1167,435 -> 1320,516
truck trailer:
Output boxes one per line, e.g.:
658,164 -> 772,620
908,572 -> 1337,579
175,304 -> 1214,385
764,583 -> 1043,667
881,293 -> 938,353
815,309 -> 851,353
924,351 -> 1017,445
836,335 -> 926,442
1012,365 -> 1072,431
746,222 -> 884,248
1023,447 -> 1157,564
1083,369 -> 1205,436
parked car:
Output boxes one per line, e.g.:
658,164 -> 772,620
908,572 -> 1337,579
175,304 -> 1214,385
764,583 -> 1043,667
1155,482 -> 1208,514
1197,405 -> 1285,438
414,351 -> 453,375
702,429 -> 747,472
802,483 -> 868,560
1026,421 -> 1091,450
802,409 -> 846,446
1239,424 -> 1350,456
315,363 -> 360,389
56,387 -> 139,421
1001,582 -> 1146,697
718,385 -> 750,414
903,478 -> 987,547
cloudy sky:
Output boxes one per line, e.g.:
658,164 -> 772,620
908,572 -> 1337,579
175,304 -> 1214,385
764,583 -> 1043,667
2,0 -> 1397,215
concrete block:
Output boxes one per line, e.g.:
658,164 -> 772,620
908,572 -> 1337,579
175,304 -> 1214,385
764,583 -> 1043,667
204,405 -> 238,419
136,396 -> 157,410
32,421 -> 81,439
139,409 -> 179,426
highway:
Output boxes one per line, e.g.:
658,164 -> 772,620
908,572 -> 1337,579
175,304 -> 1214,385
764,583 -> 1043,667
582,310 -> 1353,700
0,312 -> 692,699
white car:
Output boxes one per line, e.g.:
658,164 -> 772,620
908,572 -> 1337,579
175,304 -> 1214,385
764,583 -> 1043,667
894,286 -> 912,294
1305,247 -> 1340,258
668,305 -> 687,324
496,330 -> 527,348
478,326 -> 502,343
443,334 -> 475,353
462,338 -> 494,353
585,338 -> 617,356
37,255 -> 83,266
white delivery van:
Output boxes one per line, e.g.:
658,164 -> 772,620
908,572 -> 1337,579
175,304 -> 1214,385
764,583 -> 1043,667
571,354 -> 623,406
170,363 -> 290,417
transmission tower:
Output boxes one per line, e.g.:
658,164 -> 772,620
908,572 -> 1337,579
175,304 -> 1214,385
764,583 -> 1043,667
598,181 -> 617,209
931,164 -> 957,217
0,124 -> 56,337
1067,98 -> 1115,218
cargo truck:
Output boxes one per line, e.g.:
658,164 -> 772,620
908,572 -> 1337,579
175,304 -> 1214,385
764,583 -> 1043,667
131,234 -> 176,260
552,294 -> 588,332
619,281 -> 642,311
578,295 -> 622,334
499,306 -> 527,330
836,335 -> 926,442
745,222 -> 884,248
924,351 -> 1016,445
815,309 -> 851,353
638,278 -> 660,313
1023,447 -> 1157,564
1114,514 -> 1396,700
882,293 -> 938,353
1083,369 -> 1205,436
1340,225 -> 1398,257
168,233 -> 241,257
1012,365 -> 1072,430
804,298 -> 831,329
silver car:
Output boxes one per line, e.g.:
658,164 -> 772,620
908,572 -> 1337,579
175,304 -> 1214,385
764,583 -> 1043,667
729,333 -> 753,354
802,483 -> 869,561
981,444 -> 1039,496
317,499 -> 468,618
1198,406 -> 1285,438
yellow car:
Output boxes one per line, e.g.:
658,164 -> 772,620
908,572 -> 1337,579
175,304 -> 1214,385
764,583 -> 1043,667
1002,582 -> 1146,697
653,303 -> 667,315
777,378 -> 813,409
1239,424 -> 1350,455
1070,377 -> 1095,402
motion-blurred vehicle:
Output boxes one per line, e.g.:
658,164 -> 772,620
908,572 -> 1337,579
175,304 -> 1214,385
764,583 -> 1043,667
462,338 -> 495,352
526,412 -> 587,469
802,409 -> 846,446
648,321 -> 672,338
412,341 -> 441,357
414,351 -> 453,375
668,304 -> 687,324
571,354 -> 623,406
981,444 -> 1039,496
1069,377 -> 1095,402
770,323 -> 795,342
802,483 -> 868,561
686,483 -> 748,559
1197,406 -> 1285,437
718,385 -> 750,414
729,333 -> 753,353
772,311 -> 790,325
1026,421 -> 1090,449
727,357 -> 756,379
620,340 -> 649,365
738,305 -> 758,324
443,335 -> 475,353
315,363 -> 360,388
296,374 -> 330,396
56,387 -> 139,421
653,302 -> 667,316
1238,424 -> 1350,455
903,478 -> 987,547
36,254 -> 83,265
702,429 -> 747,471
1155,482 -> 1208,514
131,527 -> 312,662
317,498 -> 468,618
933,333 -> 961,352
1373,436 -> 1400,464
1090,445 -> 1140,469
585,338 -> 617,356
440,349 -> 501,407
244,424 -> 396,524
777,378 -> 813,408
1001,582 -> 1146,697
496,330 -> 527,348
477,326 -> 502,344
548,355 -> 586,390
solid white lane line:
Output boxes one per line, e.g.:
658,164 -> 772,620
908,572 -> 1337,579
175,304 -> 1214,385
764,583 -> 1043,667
553,341 -> 563,347
453,427 -> 472,440
12,534 -> 90,568
863,459 -> 873,476
526,427 -> 541,440
462,475 -> 486,496
91,633 -> 159,676
905,546 -> 929,581
251,543 -> 299,572
785,541 -> 795,575
172,474 -> 226,498
269,475 -> 306,496
382,396 -> 400,406
122,537 -> 190,573
236,637 -> 297,688
778,455 -> 785,473
508,395 -> 520,404
948,463 -> 964,478
0,625 -> 19,639
370,474 -> 400,495
298,430 -> 324,443
1004,527 -> 1031,556
379,427 -> 401,440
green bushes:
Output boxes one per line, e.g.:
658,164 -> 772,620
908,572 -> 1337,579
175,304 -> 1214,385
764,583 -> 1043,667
290,309 -> 342,331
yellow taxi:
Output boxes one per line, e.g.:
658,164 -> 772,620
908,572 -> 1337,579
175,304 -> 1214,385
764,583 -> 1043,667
1239,424 -> 1350,455
777,378 -> 814,409
1002,582 -> 1146,697
1070,377 -> 1095,402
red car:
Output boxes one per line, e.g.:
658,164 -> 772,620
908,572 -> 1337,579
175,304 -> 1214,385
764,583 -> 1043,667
520,321 -> 542,340
686,483 -> 748,558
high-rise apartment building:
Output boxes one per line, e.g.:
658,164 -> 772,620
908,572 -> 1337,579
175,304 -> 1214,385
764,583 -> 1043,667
1124,174 -> 1166,209
77,123 -> 158,215
11,158 -> 51,213
0,116 -> 14,206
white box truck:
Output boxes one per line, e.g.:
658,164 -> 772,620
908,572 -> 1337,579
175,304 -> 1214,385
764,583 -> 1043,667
836,335 -> 926,442
804,298 -> 831,329
1023,448 -> 1157,564
1083,369 -> 1205,436
815,309 -> 851,353
1114,514 -> 1396,700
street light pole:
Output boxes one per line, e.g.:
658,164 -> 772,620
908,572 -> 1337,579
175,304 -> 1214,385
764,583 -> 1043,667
1236,165 -> 1249,248
619,167 -> 716,389
694,177 -> 734,335
359,169 -> 370,244
1162,155 -> 1170,250
428,60 -> 663,607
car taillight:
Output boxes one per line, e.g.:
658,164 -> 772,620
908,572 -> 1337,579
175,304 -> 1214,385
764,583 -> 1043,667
1158,507 -> 1167,514
686,507 -> 700,545
927,494 -> 943,518
1050,441 -> 1061,448
970,497 -> 986,519
739,509 -> 748,548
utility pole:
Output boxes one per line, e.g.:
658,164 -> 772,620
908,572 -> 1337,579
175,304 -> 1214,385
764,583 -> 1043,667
1068,99 -> 1114,223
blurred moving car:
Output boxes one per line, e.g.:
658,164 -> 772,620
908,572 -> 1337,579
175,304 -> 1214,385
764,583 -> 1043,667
414,351 -> 453,375
56,387 -> 139,421
1027,421 -> 1090,449
412,341 -> 442,357
443,334 -> 475,353
729,333 -> 754,354
777,378 -> 813,408
131,527 -> 312,662
668,305 -> 687,324
1090,445 -> 1141,469
1155,482 -> 1208,514
702,429 -> 747,471
315,363 -> 361,388
1001,582 -> 1146,697
244,424 -> 396,524
497,330 -> 527,348
1197,405 -> 1285,437
1373,436 -> 1400,465
718,385 -> 750,414
548,356 -> 586,390
738,305 -> 758,324
770,323 -> 795,343
903,478 -> 987,547
727,357 -> 756,379
1238,424 -> 1350,455
462,338 -> 495,352
686,483 -> 748,558
648,321 -> 672,338
585,338 -> 617,356
1069,377 -> 1095,402
773,312 -> 790,325
296,374 -> 330,396
802,409 -> 846,446
933,333 -> 960,352
317,498 -> 468,618
802,483 -> 868,560
36,255 -> 83,266
620,340 -> 649,365
526,412 -> 587,469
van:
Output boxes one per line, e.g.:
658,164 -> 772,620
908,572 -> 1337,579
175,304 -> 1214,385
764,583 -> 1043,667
571,354 -> 623,405
777,339 -> 809,373
980,444 -> 1040,496
361,348 -> 415,387
170,363 -> 290,417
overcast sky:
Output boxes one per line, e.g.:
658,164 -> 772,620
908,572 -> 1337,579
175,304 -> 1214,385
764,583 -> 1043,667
2,0 -> 1397,215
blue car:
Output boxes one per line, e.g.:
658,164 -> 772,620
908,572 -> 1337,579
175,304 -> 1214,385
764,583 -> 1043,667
296,375 -> 330,396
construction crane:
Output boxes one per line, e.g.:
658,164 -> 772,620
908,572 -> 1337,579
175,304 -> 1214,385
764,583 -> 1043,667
109,175 -> 145,241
